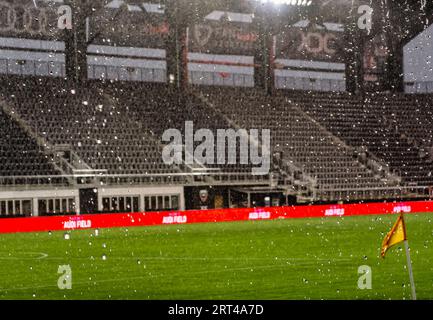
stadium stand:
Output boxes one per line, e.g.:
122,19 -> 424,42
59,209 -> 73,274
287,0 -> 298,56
0,78 -> 269,187
0,106 -> 59,178
2,75 -> 433,203
197,87 -> 403,200
0,78 -> 183,182
289,91 -> 433,186
105,83 -> 262,178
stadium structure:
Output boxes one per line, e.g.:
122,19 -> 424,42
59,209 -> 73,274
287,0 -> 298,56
0,0 -> 432,218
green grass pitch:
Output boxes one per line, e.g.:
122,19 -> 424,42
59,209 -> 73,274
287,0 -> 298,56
0,213 -> 432,300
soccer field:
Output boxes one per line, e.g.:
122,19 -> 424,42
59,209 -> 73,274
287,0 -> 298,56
0,213 -> 432,300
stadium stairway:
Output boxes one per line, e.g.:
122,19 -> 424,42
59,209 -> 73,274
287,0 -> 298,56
0,99 -> 67,186
1,96 -> 98,182
0,78 -> 187,186
105,82 -> 273,187
288,91 -> 433,187
197,87 -> 401,201
193,89 -> 317,199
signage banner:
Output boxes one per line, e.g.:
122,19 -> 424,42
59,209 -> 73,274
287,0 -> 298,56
0,200 -> 431,234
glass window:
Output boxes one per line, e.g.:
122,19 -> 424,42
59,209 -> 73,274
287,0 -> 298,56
38,199 -> 47,215
171,195 -> 179,210
62,199 -> 67,212
69,199 -> 76,213
22,200 -> 32,216
48,199 -> 54,214
111,197 -> 118,211
119,197 -> 125,212
151,196 -> 157,210
102,197 -> 110,211
164,196 -> 170,209
55,199 -> 61,213
0,201 -> 5,215
7,200 -> 13,215
126,197 -> 132,212
144,197 -> 150,211
133,197 -> 139,212
15,200 -> 21,215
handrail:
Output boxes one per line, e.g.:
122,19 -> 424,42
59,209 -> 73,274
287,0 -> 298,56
0,171 -> 272,188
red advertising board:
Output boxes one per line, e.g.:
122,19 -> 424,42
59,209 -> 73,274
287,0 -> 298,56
0,200 -> 432,234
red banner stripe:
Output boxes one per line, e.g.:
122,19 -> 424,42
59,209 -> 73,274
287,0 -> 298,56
0,200 -> 432,234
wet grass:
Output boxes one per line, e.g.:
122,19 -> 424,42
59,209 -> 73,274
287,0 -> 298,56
0,213 -> 432,299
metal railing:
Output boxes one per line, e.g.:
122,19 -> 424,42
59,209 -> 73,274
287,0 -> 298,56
1,172 -> 431,201
0,171 -> 273,188
316,186 -> 432,201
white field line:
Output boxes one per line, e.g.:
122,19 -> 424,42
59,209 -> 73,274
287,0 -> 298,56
0,252 -> 48,260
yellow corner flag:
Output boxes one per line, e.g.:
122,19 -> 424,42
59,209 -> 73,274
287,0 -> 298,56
380,213 -> 416,300
381,213 -> 407,258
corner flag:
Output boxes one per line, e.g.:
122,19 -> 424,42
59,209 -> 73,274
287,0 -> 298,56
380,213 -> 416,300
381,213 -> 406,258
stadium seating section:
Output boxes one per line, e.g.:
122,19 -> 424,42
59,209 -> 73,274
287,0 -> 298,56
291,92 -> 433,186
1,75 -> 433,199
0,78 -> 179,177
0,105 -> 59,177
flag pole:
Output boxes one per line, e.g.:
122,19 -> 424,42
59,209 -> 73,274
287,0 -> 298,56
404,240 -> 416,300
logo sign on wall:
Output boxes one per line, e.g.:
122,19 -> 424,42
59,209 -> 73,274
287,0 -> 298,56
86,1 -> 168,83
199,189 -> 209,203
275,23 -> 344,62
186,11 -> 257,87
89,2 -> 169,49
188,21 -> 259,56
0,0 -> 61,39
273,21 -> 346,91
